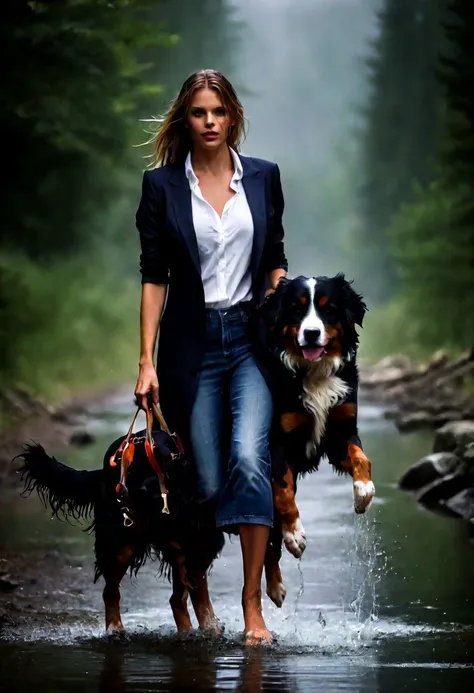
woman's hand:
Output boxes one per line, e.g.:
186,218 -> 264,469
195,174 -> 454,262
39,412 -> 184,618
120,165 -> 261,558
135,361 -> 159,410
265,273 -> 287,298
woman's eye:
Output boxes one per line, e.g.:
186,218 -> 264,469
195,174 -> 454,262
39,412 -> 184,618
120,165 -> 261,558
215,107 -> 227,116
191,109 -> 204,116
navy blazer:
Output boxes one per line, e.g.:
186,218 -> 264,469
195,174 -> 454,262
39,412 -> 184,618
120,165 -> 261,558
135,154 -> 288,448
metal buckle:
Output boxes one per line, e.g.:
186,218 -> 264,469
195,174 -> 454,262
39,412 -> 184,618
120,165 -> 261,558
169,432 -> 183,459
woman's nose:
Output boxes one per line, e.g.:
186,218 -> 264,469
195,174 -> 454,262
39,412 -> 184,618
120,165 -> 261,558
205,112 -> 215,126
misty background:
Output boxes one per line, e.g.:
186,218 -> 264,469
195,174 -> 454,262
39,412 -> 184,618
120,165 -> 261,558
1,0 -> 472,409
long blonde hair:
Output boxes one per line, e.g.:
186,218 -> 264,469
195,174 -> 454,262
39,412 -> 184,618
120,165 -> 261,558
143,69 -> 246,168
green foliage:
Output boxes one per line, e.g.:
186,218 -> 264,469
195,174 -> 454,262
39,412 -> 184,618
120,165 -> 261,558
438,0 -> 474,231
387,181 -> 474,351
0,0 -> 241,411
358,298 -> 425,363
355,0 -> 447,302
144,0 -> 241,99
354,0 -> 474,362
1,0 -> 170,259
0,250 -> 140,400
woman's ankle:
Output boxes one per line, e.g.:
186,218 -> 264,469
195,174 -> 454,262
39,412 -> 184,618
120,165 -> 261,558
242,586 -> 262,601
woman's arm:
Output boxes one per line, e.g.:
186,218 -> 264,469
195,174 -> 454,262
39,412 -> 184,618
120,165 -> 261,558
265,163 -> 288,293
135,171 -> 170,407
139,283 -> 167,367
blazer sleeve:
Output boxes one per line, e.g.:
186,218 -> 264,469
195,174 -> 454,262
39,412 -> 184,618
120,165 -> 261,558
135,170 -> 170,285
264,163 -> 288,273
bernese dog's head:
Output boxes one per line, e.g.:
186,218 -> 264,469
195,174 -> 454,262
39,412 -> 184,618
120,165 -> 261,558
261,274 -> 367,370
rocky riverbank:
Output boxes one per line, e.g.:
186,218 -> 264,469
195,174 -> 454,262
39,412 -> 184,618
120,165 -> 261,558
359,348 -> 474,432
362,349 -> 474,534
398,420 -> 474,536
0,384 -> 127,487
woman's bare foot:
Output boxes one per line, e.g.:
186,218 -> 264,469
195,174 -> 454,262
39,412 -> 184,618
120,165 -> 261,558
242,589 -> 272,646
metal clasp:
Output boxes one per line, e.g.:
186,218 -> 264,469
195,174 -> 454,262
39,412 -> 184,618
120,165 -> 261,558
121,506 -> 134,527
161,493 -> 170,515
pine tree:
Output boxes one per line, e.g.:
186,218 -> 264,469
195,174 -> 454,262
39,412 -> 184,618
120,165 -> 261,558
384,0 -> 474,351
356,0 -> 447,302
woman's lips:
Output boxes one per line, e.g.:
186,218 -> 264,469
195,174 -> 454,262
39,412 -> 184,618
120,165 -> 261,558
202,132 -> 218,140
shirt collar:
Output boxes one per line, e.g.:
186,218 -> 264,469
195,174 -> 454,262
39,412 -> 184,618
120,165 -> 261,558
185,147 -> 243,191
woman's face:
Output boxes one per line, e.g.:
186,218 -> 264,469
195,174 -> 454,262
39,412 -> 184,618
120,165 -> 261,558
186,88 -> 233,152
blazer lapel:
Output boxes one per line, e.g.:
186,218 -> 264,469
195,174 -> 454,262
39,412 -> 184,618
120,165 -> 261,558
167,165 -> 201,277
241,156 -> 267,291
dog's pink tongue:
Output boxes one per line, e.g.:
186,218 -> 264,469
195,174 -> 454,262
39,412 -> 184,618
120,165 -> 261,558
302,346 -> 325,361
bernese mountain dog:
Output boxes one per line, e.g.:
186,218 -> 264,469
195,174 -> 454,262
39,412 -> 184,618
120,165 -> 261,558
260,273 -> 375,608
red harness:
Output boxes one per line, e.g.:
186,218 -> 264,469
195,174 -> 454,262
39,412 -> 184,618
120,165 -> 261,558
109,402 -> 184,522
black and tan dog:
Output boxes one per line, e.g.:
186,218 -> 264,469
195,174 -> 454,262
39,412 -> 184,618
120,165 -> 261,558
16,420 -> 225,635
260,273 -> 375,607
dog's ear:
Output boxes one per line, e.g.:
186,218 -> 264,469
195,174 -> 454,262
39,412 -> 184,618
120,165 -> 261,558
334,273 -> 367,327
260,276 -> 290,330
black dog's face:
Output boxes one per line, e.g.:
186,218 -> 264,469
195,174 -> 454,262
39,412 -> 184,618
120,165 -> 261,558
263,274 -> 367,364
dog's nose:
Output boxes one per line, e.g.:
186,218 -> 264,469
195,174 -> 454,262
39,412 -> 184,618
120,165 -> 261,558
304,328 -> 321,344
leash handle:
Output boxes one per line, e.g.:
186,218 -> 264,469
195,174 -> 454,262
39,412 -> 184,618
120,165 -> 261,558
150,399 -> 185,458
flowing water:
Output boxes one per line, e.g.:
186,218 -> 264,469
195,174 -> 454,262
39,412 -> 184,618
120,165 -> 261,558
1,394 -> 473,692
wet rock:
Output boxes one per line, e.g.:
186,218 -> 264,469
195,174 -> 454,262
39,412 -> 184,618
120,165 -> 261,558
426,349 -> 450,370
395,411 -> 434,432
461,442 -> 474,462
399,452 -> 461,492
432,410 -> 464,428
399,431 -> 474,527
373,354 -> 413,371
440,486 -> 474,522
69,430 -> 95,446
433,420 -> 474,453
361,366 -> 413,388
51,411 -> 78,425
0,575 -> 21,591
361,349 -> 474,421
0,387 -> 55,417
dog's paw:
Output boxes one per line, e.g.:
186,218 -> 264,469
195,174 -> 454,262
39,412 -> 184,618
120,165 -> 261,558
353,480 -> 375,514
266,580 -> 287,608
282,518 -> 307,558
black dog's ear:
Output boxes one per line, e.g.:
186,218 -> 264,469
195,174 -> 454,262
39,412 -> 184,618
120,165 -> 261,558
334,273 -> 367,327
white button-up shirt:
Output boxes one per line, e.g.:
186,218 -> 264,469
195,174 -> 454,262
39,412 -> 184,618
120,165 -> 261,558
185,148 -> 254,309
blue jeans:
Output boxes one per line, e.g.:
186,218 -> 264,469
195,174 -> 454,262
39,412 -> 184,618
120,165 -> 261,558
189,302 -> 273,530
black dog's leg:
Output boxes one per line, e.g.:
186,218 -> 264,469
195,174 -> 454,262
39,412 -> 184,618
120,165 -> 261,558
189,570 -> 223,635
101,543 -> 137,633
94,506 -> 142,633
167,541 -> 194,633
185,526 -> 225,635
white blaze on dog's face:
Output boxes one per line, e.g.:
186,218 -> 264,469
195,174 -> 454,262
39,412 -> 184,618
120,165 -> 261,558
297,278 -> 327,361
264,273 -> 367,366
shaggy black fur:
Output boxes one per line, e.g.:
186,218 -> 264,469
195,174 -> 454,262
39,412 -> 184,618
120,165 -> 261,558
16,428 -> 225,585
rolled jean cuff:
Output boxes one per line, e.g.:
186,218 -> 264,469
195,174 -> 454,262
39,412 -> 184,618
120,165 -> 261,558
216,514 -> 273,530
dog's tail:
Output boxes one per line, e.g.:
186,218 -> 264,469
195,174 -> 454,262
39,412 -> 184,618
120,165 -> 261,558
15,442 -> 103,522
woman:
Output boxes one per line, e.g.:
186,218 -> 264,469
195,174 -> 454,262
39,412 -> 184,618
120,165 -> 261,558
134,69 -> 287,645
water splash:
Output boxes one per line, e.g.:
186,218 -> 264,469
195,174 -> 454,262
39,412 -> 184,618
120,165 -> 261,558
344,511 -> 388,635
